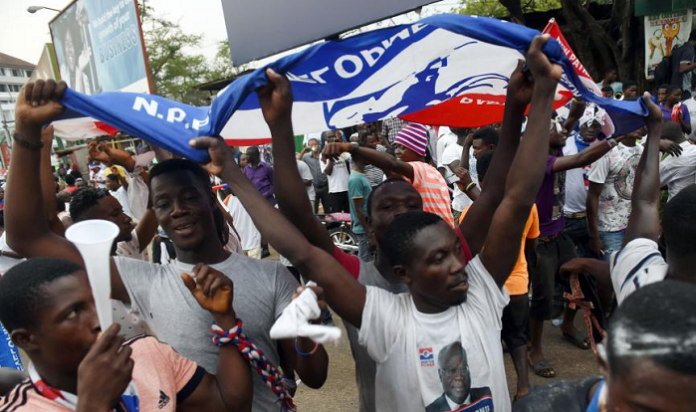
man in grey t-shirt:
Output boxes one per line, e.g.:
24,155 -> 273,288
300,138 -> 330,214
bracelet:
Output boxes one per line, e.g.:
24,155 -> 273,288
604,138 -> 618,149
294,338 -> 320,358
464,182 -> 477,192
13,132 -> 44,151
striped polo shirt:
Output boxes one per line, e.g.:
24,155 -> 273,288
406,161 -> 455,227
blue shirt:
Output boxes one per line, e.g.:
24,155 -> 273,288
348,171 -> 372,235
244,162 -> 275,205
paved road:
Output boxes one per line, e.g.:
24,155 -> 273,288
294,314 -> 598,411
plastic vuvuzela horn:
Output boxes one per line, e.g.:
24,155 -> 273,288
65,220 -> 119,331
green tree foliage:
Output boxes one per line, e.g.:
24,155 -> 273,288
139,3 -> 211,105
455,0 -> 561,19
206,40 -> 250,82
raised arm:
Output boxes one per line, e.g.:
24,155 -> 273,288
323,144 -> 414,181
459,60 -> 529,254
6,80 -> 128,303
40,126 -> 64,236
190,134 -> 366,329
481,36 -> 562,287
586,181 -> 604,257
551,137 -> 618,173
624,94 -> 664,244
262,71 -> 335,254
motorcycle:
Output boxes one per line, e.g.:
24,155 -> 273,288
317,212 -> 359,255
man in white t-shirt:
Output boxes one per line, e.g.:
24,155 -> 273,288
659,120 -> 696,200
296,159 -> 315,210
210,43 -> 562,412
435,126 -> 458,169
225,192 -> 262,258
611,95 -> 696,305
106,170 -> 134,218
587,131 -> 643,260
88,164 -> 107,188
320,131 -> 351,213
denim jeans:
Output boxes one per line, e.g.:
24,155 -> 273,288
599,229 -> 625,262
356,233 -> 373,262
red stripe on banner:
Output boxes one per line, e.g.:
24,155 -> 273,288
401,93 -> 572,128
95,121 -> 119,137
224,138 -> 272,147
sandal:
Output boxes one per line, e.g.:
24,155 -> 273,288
529,357 -> 556,378
563,332 -> 591,350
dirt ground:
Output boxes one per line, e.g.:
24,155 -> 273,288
293,314 -> 598,411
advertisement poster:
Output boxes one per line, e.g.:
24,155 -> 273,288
50,0 -> 151,94
644,10 -> 693,79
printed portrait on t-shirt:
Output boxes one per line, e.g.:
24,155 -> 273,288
424,342 -> 493,412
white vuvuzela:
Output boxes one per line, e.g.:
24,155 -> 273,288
65,220 -> 119,330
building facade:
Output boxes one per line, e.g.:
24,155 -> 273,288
0,52 -> 35,169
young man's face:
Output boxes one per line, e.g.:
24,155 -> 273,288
150,170 -> 218,252
80,195 -> 135,243
369,182 -> 423,247
395,144 -> 420,163
106,178 -> 120,192
623,85 -> 639,100
365,134 -> 379,150
579,121 -> 601,143
17,271 -> 100,376
658,88 -> 667,103
667,89 -> 683,106
472,139 -> 493,159
239,154 -> 249,169
605,358 -> 696,412
549,126 -> 568,150
399,222 -> 469,308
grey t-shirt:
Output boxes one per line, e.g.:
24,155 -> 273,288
344,258 -> 409,412
114,253 -> 299,412
302,153 -> 328,189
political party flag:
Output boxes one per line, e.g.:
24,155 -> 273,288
54,14 -> 649,163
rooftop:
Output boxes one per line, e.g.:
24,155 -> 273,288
0,52 -> 35,70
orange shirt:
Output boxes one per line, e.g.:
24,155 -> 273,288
459,204 -> 539,295
406,161 -> 455,227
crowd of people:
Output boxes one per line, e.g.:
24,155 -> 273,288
0,34 -> 693,412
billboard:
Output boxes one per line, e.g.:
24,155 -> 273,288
644,10 -> 693,79
50,0 -> 151,94
221,0 -> 437,66
29,44 -> 60,82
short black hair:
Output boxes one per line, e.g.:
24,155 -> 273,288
148,158 -> 229,246
366,178 -> 419,219
622,81 -> 637,92
472,127 -> 498,147
661,120 -> 684,142
666,85 -> 682,96
658,84 -> 670,91
662,185 -> 696,259
106,174 -> 119,182
606,281 -> 696,376
69,187 -> 110,222
476,150 -> 495,182
601,86 -> 614,94
65,174 -> 76,186
382,211 -> 443,266
0,258 -> 84,332
358,131 -> 375,147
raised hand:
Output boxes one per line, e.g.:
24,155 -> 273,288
76,324 -> 133,411
507,60 -> 534,106
88,141 -> 110,164
526,35 -> 563,84
182,263 -> 234,316
292,285 -> 328,323
321,142 -> 351,162
15,80 -> 67,136
660,139 -> 683,157
257,68 -> 293,131
189,137 -> 237,177
642,92 -> 664,130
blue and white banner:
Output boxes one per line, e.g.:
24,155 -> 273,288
55,14 -> 648,163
